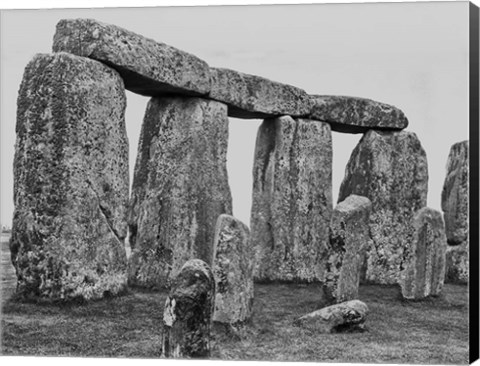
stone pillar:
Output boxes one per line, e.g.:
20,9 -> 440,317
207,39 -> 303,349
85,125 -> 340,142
128,97 -> 232,289
441,140 -> 469,284
162,259 -> 215,358
251,116 -> 332,282
400,208 -> 447,299
10,52 -> 129,301
324,195 -> 372,304
212,214 -> 254,325
338,130 -> 428,284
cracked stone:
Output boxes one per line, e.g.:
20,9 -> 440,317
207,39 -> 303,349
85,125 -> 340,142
10,52 -> 129,301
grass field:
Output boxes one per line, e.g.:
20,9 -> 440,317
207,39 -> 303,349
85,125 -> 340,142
0,233 -> 469,364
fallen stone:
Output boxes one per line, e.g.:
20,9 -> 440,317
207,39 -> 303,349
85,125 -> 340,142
251,116 -> 332,282
400,207 -> 447,299
209,68 -> 312,119
294,300 -> 368,333
338,130 -> 428,284
10,52 -> 129,301
53,19 -> 211,97
212,214 -> 254,324
441,140 -> 469,246
128,97 -> 232,289
324,195 -> 372,304
309,95 -> 408,134
162,259 -> 215,358
445,244 -> 469,284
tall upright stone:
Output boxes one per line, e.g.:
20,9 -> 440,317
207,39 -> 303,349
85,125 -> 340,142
441,140 -> 469,284
324,195 -> 372,304
10,53 -> 129,301
162,259 -> 215,358
338,130 -> 428,284
128,97 -> 232,289
251,116 -> 332,282
400,208 -> 447,299
212,214 -> 254,325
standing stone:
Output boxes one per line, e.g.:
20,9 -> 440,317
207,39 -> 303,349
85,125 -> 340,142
212,214 -> 254,325
251,116 -> 332,282
324,195 -> 372,304
441,141 -> 469,284
209,68 -> 312,119
162,259 -> 215,358
309,95 -> 408,133
293,300 -> 368,333
441,141 -> 469,246
445,244 -> 469,284
400,208 -> 447,299
338,130 -> 428,284
53,19 -> 211,97
10,53 -> 129,301
128,97 -> 232,289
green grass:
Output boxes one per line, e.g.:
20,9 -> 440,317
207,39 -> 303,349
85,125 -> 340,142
1,233 -> 469,364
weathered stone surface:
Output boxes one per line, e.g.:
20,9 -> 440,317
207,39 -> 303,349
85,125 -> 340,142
251,116 -> 332,282
338,130 -> 428,284
162,259 -> 215,358
309,95 -> 408,134
324,195 -> 372,304
128,97 -> 232,289
53,19 -> 211,97
445,244 -> 469,284
294,300 -> 368,333
10,53 -> 129,301
212,214 -> 254,324
400,208 -> 447,299
209,68 -> 312,119
441,141 -> 469,246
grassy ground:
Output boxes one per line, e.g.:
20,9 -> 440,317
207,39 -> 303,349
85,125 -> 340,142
1,234 -> 469,364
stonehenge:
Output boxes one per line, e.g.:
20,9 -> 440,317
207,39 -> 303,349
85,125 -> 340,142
11,17 -> 468,316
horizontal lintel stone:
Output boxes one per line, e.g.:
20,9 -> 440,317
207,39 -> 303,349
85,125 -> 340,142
309,95 -> 408,134
209,67 -> 313,119
52,18 -> 212,97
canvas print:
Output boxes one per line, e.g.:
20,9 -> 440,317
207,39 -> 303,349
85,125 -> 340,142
0,1 -> 477,364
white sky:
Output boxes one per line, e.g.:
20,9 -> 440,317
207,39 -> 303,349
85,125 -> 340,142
0,1 -> 470,229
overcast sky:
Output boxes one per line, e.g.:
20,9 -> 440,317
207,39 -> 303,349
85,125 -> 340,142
0,2 -> 470,229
